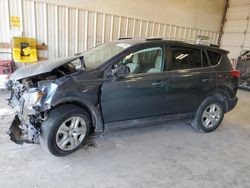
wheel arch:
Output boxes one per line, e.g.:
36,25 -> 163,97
211,90 -> 230,112
50,97 -> 104,132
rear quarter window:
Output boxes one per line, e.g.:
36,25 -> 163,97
207,50 -> 222,66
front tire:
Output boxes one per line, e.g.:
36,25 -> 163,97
40,104 -> 91,156
191,97 -> 224,132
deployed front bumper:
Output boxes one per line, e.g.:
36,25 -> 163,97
8,94 -> 41,144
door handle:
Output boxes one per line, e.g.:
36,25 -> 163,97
152,80 -> 165,87
202,78 -> 212,83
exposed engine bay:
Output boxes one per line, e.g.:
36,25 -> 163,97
8,56 -> 84,144
15,62 -> 77,87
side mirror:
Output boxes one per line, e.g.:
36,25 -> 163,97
113,64 -> 130,79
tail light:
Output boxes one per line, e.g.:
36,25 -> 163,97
230,70 -> 240,78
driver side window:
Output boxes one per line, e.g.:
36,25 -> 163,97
118,47 -> 163,75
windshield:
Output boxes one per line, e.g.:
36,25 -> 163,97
80,42 -> 131,70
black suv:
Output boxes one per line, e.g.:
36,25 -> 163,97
8,38 -> 239,156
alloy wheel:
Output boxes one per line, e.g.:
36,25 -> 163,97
56,116 -> 87,151
202,104 -> 222,129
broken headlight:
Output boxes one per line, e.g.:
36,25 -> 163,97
23,91 -> 45,108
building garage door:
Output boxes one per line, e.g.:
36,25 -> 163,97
221,0 -> 250,59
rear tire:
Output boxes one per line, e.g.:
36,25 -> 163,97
191,97 -> 224,132
40,104 -> 91,156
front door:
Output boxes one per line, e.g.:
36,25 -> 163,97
101,45 -> 169,123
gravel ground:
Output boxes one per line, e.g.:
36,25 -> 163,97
0,89 -> 250,188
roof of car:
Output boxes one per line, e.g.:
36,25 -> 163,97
114,38 -> 229,54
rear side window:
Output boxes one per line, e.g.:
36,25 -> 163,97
170,47 -> 201,70
207,50 -> 222,66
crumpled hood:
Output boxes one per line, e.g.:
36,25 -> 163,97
10,55 -> 83,81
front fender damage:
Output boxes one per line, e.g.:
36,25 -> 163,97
7,55 -> 86,145
7,82 -> 58,145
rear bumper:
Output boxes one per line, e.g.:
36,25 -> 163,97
227,96 -> 238,112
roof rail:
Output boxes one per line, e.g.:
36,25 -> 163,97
117,37 -> 219,47
118,37 -> 132,40
209,44 -> 219,48
146,38 -> 163,41
166,37 -> 219,47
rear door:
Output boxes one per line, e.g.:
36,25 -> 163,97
167,45 -> 216,114
101,44 -> 170,123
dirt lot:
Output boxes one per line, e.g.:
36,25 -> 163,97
0,89 -> 250,188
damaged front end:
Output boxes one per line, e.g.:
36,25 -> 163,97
8,79 -> 57,144
7,55 -> 84,144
